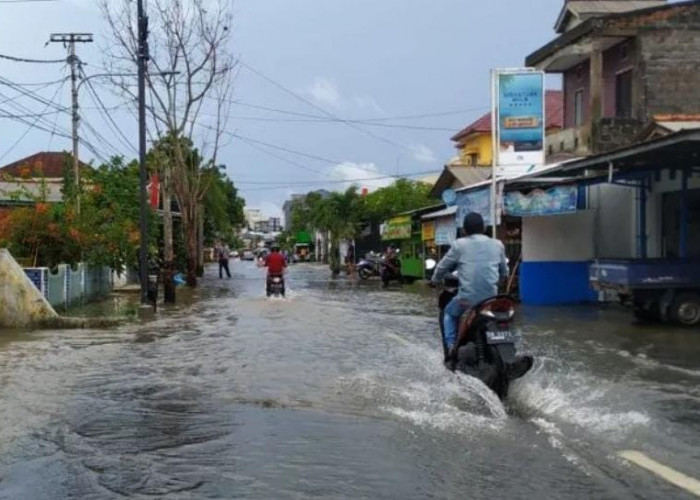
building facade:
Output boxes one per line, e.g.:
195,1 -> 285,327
527,0 -> 700,158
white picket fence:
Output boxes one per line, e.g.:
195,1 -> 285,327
23,264 -> 122,309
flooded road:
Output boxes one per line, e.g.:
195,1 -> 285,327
0,262 -> 699,499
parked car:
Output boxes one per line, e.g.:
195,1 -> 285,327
242,250 -> 255,261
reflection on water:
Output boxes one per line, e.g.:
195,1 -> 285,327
0,262 -> 697,499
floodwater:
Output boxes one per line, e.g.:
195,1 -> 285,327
0,262 -> 699,499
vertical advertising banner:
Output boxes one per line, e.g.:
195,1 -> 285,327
495,70 -> 545,169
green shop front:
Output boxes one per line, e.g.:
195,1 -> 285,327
294,231 -> 313,261
382,205 -> 444,281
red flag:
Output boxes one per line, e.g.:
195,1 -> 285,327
147,174 -> 160,209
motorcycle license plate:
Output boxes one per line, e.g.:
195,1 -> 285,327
485,329 -> 518,345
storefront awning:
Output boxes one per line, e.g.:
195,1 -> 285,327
421,205 -> 457,221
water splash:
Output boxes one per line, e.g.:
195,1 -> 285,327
510,357 -> 651,440
339,341 -> 507,434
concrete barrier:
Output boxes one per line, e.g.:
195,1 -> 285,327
0,249 -> 58,328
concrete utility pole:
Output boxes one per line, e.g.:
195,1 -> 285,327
49,33 -> 93,213
137,0 -> 150,305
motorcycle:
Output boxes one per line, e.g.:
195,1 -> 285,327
357,252 -> 382,280
380,255 -> 403,287
427,260 -> 533,400
266,274 -> 285,298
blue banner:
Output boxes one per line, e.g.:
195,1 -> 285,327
504,185 -> 578,216
455,188 -> 492,227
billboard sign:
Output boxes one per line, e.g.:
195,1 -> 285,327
504,185 -> 578,217
494,70 -> 545,168
382,216 -> 412,240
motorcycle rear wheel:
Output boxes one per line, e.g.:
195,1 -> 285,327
358,268 -> 373,280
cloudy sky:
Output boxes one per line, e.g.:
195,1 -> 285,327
0,0 -> 567,218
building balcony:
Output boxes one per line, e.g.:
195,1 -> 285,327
546,118 -> 645,160
546,124 -> 592,160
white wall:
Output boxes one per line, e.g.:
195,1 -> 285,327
522,211 -> 595,262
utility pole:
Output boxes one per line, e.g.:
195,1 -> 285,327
49,33 -> 93,213
137,0 -> 150,305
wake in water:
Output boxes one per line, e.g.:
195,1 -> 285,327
339,341 -> 508,435
509,355 -> 651,440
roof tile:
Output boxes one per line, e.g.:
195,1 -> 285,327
451,90 -> 564,143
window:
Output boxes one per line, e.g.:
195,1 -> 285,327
615,70 -> 633,118
574,89 -> 584,126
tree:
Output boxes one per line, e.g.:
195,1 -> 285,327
362,179 -> 433,223
79,157 -> 157,273
0,157 -> 153,272
101,0 -> 235,287
299,187 -> 363,274
202,165 -> 246,246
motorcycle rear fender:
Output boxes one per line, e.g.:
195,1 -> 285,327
493,343 -> 517,363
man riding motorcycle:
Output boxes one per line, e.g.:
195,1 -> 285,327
430,212 -> 508,361
263,245 -> 287,296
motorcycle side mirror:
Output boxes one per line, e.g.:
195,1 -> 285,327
425,259 -> 437,271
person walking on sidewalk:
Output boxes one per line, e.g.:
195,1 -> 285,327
216,241 -> 231,279
345,242 -> 356,276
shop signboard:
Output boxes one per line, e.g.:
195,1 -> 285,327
421,221 -> 435,242
456,188 -> 493,227
382,215 -> 412,240
504,185 -> 578,216
494,70 -> 545,169
435,217 -> 456,246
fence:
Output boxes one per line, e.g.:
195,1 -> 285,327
23,263 -> 115,310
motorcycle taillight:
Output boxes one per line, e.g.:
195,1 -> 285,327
480,297 -> 516,320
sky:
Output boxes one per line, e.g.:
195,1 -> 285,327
0,0 -> 568,219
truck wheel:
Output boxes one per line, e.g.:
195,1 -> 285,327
670,293 -> 700,326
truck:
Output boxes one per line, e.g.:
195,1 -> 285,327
590,259 -> 700,326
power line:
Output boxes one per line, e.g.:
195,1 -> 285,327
80,68 -> 138,154
235,169 -> 437,186
234,136 -> 332,178
0,77 -> 68,87
0,75 -> 70,112
231,132 -> 342,166
192,120 -> 411,177
233,99 -> 488,123
224,114 -> 461,132
239,170 -> 435,192
0,75 -> 111,163
80,115 -> 123,159
239,61 -> 413,153
0,109 -> 63,119
0,76 -> 67,161
0,53 -> 64,64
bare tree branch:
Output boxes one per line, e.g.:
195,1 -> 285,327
99,0 -> 236,287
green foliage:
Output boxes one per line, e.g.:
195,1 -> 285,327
362,179 -> 433,223
0,156 -> 156,272
202,165 -> 246,246
0,202 -> 80,268
290,179 -> 433,235
79,156 -> 158,272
